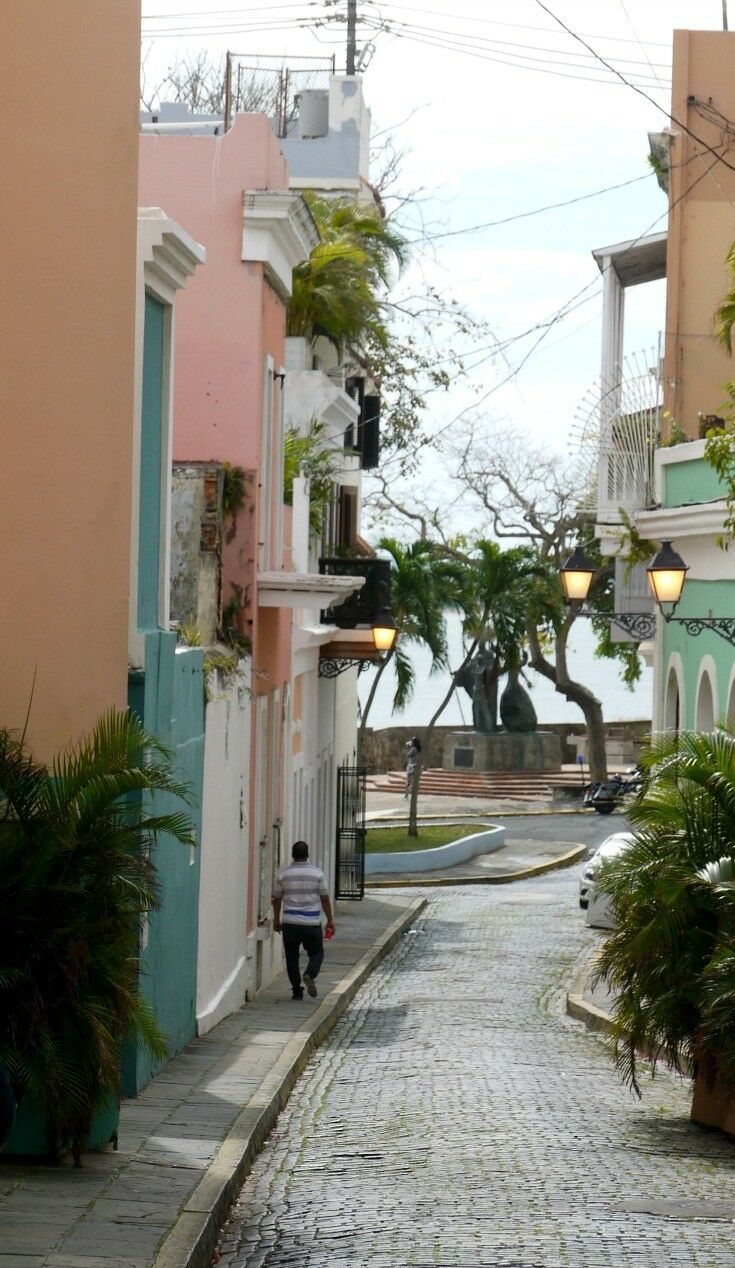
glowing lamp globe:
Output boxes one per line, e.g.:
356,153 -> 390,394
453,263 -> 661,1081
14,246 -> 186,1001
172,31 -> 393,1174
559,544 -> 596,603
372,610 -> 397,652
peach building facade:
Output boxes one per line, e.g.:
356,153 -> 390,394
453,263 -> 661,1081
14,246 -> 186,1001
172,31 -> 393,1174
0,1 -> 140,759
663,30 -> 735,438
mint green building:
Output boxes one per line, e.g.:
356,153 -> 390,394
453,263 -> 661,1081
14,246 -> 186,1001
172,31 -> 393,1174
637,441 -> 735,736
124,212 -> 207,1095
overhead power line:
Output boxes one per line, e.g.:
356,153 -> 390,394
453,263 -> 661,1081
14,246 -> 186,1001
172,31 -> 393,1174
533,1 -> 735,175
369,2 -> 672,49
407,173 -> 654,245
364,13 -> 671,72
356,16 -> 670,91
421,145 -> 724,442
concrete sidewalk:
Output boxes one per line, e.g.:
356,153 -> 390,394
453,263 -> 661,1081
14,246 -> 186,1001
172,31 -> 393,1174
0,892 -> 423,1268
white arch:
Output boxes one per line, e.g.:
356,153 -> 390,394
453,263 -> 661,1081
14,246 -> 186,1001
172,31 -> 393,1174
663,651 -> 685,734
695,655 -> 719,732
726,660 -> 735,729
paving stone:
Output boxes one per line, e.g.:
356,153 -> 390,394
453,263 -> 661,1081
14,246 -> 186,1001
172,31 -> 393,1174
217,875 -> 735,1268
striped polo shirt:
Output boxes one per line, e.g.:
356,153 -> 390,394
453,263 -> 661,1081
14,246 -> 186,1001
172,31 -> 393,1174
274,862 -> 328,927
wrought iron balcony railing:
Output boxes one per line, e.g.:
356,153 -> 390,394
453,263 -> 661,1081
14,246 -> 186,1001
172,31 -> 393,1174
319,557 -> 390,627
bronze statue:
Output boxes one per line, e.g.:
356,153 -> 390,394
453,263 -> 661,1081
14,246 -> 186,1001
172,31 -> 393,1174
456,641 -> 500,734
458,643 -> 537,735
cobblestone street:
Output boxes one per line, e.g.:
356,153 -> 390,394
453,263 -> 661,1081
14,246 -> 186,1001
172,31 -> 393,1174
217,872 -> 735,1268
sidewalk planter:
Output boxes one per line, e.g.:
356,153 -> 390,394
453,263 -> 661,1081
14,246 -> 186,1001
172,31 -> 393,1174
365,825 -> 505,875
3,1095 -> 118,1161
691,1066 -> 735,1136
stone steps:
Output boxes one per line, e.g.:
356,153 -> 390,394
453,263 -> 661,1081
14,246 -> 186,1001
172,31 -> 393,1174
368,769 -> 567,800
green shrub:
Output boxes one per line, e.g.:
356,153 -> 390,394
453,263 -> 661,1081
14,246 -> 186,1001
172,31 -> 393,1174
0,709 -> 194,1162
596,728 -> 735,1095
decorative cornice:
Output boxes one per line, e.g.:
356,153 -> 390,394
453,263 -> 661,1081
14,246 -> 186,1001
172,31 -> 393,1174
257,570 -> 365,609
138,208 -> 205,301
242,191 -> 319,301
635,500 -> 728,540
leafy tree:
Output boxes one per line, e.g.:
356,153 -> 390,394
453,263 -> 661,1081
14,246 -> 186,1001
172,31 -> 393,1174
371,424 -> 647,781
596,728 -> 735,1097
0,710 -> 194,1163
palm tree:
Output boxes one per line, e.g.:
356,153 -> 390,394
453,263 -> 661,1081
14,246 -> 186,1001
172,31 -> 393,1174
0,709 -> 194,1163
405,541 -> 546,836
287,194 -> 406,351
358,538 -> 468,754
595,727 -> 735,1097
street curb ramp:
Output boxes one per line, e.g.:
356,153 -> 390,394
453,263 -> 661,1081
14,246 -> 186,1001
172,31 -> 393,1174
365,842 -> 588,888
151,896 -> 427,1268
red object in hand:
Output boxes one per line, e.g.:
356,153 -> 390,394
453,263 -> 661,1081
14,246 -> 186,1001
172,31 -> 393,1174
325,926 -> 334,940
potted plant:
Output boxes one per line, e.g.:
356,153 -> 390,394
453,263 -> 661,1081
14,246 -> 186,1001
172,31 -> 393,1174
0,708 -> 194,1164
595,728 -> 735,1132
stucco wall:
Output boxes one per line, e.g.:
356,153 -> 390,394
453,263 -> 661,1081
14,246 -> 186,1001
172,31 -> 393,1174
0,2 -> 140,758
660,580 -> 735,731
664,31 -> 735,438
171,464 -> 224,644
197,662 -> 252,1034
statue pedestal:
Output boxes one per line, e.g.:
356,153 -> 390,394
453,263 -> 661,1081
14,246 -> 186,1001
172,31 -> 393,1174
443,730 -> 561,773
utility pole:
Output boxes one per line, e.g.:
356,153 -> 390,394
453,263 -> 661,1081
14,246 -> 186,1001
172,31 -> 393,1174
346,0 -> 357,74
224,49 -> 233,131
724,0 -> 729,31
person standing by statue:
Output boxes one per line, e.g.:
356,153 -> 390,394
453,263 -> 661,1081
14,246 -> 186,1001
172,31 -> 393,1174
405,736 -> 421,798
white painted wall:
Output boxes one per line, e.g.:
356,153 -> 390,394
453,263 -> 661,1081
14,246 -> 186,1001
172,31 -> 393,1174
197,658 -> 252,1034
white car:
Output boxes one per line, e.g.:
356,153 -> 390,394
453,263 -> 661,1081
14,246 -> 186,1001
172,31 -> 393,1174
579,832 -> 634,928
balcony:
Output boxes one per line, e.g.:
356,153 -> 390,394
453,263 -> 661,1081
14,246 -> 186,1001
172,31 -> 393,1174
318,557 -> 390,627
576,350 -> 661,535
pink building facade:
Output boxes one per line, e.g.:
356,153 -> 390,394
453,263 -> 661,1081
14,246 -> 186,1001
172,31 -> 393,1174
139,116 -> 320,991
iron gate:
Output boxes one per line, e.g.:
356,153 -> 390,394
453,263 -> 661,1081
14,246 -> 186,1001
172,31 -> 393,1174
335,764 -> 367,899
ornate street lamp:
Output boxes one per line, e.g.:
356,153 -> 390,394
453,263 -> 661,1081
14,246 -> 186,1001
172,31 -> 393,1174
557,541 -> 735,646
645,540 -> 688,612
371,607 -> 398,653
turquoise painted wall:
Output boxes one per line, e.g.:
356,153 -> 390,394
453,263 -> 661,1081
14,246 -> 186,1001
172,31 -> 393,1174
661,579 -> 735,729
125,635 -> 204,1094
663,455 -> 726,508
138,293 -> 165,629
124,294 -> 205,1096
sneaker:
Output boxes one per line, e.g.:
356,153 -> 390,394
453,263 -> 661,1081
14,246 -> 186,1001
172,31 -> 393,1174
302,972 -> 318,998
292,990 -> 304,1001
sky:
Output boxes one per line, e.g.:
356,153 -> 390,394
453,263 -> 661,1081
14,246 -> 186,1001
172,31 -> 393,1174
139,0 -> 729,723
139,0 -> 725,468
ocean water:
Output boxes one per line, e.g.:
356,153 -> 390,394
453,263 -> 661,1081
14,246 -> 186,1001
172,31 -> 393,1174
358,613 -> 653,730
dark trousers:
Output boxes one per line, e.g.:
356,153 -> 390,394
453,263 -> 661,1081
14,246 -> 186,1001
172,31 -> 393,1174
282,923 -> 324,994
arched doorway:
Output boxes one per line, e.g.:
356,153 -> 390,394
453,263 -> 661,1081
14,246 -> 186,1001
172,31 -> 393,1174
696,669 -> 716,732
664,665 -> 680,733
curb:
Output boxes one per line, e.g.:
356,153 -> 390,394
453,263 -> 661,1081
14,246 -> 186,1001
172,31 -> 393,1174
151,896 -> 427,1268
365,808 -> 590,822
565,948 -> 614,1034
365,842 -> 588,889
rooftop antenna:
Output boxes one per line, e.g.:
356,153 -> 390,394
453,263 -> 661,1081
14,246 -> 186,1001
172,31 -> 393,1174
224,49 -> 233,131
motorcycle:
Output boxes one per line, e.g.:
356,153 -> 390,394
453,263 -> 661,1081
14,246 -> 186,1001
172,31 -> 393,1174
583,765 -> 643,815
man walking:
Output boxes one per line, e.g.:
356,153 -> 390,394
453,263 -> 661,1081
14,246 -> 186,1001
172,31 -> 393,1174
272,841 -> 336,1000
